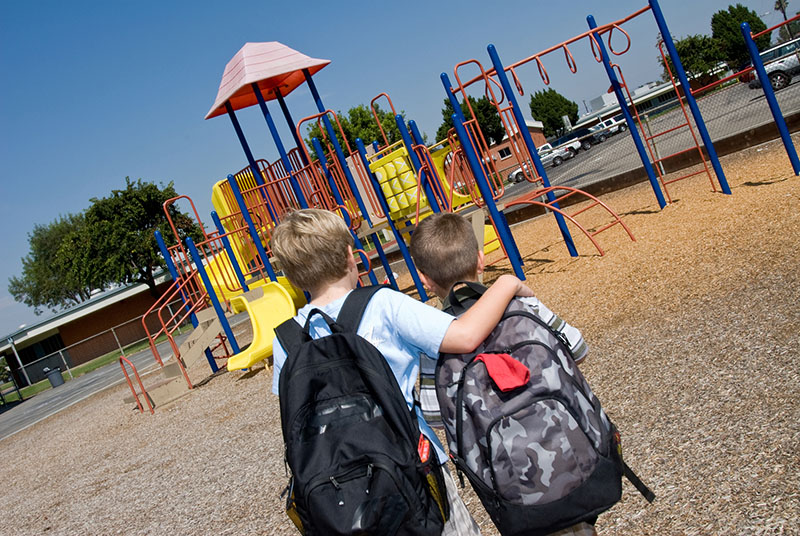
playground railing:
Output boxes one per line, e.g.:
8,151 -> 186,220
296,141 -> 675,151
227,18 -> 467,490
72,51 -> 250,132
119,355 -> 154,414
142,274 -> 208,375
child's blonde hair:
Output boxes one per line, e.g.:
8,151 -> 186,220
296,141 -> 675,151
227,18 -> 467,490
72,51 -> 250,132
271,208 -> 354,292
410,212 -> 479,293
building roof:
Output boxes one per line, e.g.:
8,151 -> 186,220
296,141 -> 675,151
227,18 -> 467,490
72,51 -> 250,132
205,42 -> 330,119
574,80 -> 678,129
1,273 -> 171,352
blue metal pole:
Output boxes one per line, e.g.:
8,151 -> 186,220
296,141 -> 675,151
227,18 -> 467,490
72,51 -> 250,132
303,69 -> 372,226
312,138 -> 379,286
275,90 -> 310,166
741,22 -> 800,175
397,117 -> 441,212
441,75 -> 469,125
441,72 -> 525,265
251,83 -> 308,208
486,45 -> 579,257
224,101 -> 279,223
452,113 -> 526,280
211,211 -> 249,292
372,140 -> 381,154
186,237 -> 238,365
441,72 -> 526,270
155,230 -> 199,329
156,231 -> 218,369
356,138 -> 429,300
647,0 -> 732,194
226,174 -> 277,282
585,18 -> 668,209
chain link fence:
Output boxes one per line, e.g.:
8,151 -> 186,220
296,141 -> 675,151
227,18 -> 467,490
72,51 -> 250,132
7,298 -> 189,388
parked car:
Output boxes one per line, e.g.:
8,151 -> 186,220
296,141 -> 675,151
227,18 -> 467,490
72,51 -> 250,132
507,144 -> 573,183
592,114 -> 628,136
552,127 -> 607,152
540,139 -> 581,157
749,37 -> 800,91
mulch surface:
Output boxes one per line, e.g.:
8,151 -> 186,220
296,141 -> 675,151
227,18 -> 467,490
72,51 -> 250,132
1,138 -> 797,535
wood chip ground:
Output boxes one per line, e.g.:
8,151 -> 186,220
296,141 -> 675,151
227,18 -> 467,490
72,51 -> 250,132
1,138 -> 798,535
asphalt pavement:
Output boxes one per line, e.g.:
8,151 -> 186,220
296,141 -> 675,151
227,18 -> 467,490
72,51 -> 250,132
0,333 -> 188,441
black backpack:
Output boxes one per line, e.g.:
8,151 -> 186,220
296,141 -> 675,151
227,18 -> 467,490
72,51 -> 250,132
275,285 -> 449,536
436,282 -> 654,536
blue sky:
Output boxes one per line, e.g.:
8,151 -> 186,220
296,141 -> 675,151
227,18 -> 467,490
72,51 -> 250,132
0,0 -> 782,338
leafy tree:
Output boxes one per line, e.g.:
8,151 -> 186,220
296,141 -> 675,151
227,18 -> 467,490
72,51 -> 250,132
659,34 -> 724,81
304,104 -> 403,157
711,4 -> 771,69
528,88 -> 579,138
8,213 -> 106,314
86,178 -> 203,298
435,95 -> 504,144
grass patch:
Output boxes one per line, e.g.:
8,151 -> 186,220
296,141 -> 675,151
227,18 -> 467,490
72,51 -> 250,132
0,323 -> 192,405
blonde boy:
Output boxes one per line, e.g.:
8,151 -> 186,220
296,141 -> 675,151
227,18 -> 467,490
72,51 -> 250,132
270,208 -> 534,536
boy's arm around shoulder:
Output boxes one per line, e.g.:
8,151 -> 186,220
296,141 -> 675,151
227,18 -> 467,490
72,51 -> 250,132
440,274 -> 534,354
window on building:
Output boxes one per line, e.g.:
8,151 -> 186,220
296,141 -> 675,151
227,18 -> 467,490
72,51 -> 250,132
498,147 -> 512,159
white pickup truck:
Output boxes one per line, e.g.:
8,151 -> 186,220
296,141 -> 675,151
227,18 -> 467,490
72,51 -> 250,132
538,140 -> 581,157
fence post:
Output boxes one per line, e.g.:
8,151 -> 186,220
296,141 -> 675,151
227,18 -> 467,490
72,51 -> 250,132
111,327 -> 125,357
6,337 -> 31,387
58,350 -> 74,380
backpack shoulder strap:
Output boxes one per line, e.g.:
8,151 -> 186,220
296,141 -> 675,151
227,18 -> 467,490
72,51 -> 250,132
443,281 -> 487,316
274,317 -> 306,356
336,284 -> 390,333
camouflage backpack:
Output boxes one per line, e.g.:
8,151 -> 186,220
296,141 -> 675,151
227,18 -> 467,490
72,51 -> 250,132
436,282 -> 654,536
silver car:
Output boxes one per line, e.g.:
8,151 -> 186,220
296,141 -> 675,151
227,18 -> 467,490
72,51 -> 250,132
507,146 -> 573,183
751,37 -> 800,90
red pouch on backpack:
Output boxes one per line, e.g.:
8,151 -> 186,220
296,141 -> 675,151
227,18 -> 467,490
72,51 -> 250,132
475,353 -> 530,391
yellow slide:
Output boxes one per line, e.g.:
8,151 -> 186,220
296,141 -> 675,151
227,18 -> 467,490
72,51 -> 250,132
226,282 -> 297,371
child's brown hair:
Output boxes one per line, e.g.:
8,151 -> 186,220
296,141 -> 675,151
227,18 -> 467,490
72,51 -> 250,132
271,208 -> 354,292
410,212 -> 480,293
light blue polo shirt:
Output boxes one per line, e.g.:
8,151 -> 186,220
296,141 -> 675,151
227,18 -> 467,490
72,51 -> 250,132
271,287 -> 453,464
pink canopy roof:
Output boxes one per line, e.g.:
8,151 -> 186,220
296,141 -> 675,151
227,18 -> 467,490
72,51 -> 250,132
205,42 -> 330,119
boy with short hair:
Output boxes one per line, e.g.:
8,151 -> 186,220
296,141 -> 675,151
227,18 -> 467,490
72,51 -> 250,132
410,211 -> 595,536
270,208 -> 535,536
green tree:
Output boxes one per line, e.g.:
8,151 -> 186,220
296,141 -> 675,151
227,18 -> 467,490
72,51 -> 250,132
86,178 -> 203,298
711,4 -> 771,69
435,95 -> 504,144
659,34 -> 724,81
304,104 -> 403,157
528,88 -> 579,138
8,213 -> 105,314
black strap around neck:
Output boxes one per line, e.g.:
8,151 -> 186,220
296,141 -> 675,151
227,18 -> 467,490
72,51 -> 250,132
336,284 -> 390,333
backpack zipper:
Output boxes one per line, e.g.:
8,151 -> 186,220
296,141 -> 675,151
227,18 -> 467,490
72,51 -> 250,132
304,460 -> 412,510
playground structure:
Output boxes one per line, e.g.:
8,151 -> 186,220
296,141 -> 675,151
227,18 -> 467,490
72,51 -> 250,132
119,0 -> 800,413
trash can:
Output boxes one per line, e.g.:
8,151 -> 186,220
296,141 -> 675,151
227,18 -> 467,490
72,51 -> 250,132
44,367 -> 65,388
